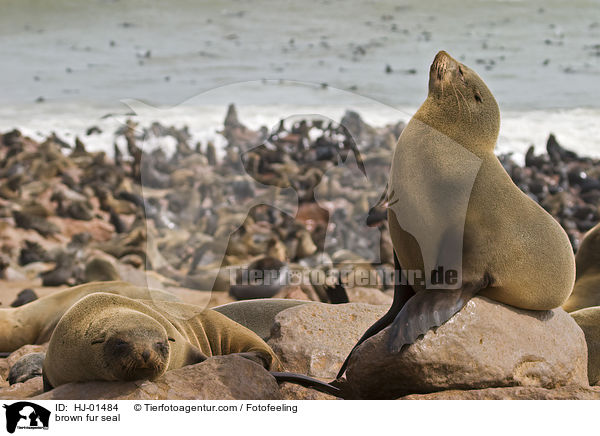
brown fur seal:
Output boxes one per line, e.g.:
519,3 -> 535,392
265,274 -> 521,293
0,281 -> 177,353
563,223 -> 600,312
84,257 -> 121,282
213,298 -> 311,340
570,307 -> 600,385
338,51 -> 575,377
42,292 -> 282,389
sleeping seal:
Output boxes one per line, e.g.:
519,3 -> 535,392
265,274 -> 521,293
42,292 -> 282,389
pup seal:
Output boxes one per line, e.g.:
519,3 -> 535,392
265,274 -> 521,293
563,223 -> 600,312
338,51 -> 575,377
0,281 -> 178,353
42,292 -> 282,389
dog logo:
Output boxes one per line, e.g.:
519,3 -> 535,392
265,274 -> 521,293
3,402 -> 50,433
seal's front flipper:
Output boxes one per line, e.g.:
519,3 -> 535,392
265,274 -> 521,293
335,253 -> 414,378
388,277 -> 489,353
235,351 -> 272,369
184,345 -> 208,366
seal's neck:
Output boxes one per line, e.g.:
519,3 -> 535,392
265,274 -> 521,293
414,99 -> 499,159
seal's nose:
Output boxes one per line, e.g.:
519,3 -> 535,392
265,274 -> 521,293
433,50 -> 454,66
142,350 -> 150,362
435,50 -> 450,61
430,50 -> 459,83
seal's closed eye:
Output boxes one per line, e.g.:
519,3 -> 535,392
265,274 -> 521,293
91,337 -> 105,345
155,341 -> 168,355
167,337 -> 175,342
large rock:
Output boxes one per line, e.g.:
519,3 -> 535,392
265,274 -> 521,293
35,380 -> 153,400
268,302 -> 388,378
279,383 -> 339,400
346,287 -> 393,305
0,359 -> 9,382
139,355 -> 282,400
0,377 -> 43,399
346,296 -> 588,399
36,355 -> 282,400
400,385 -> 600,400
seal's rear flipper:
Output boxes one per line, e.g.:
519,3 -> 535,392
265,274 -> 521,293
335,253 -> 414,378
388,276 -> 490,353
271,372 -> 344,398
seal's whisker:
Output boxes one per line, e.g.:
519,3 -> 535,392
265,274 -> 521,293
454,84 -> 472,123
450,82 -> 462,116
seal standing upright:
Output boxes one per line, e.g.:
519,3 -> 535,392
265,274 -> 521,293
338,51 -> 575,377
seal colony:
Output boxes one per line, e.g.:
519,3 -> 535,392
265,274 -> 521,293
1,51 -> 600,399
0,94 -> 595,302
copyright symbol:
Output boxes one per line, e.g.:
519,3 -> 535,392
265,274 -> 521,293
134,404 -> 142,412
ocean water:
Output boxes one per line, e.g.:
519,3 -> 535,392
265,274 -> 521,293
1,101 -> 599,165
0,0 -> 599,159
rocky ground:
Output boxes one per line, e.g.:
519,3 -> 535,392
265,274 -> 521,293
1,105 -> 599,399
1,299 -> 599,400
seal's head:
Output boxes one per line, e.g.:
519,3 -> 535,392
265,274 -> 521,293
419,50 -> 500,153
91,311 -> 172,381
